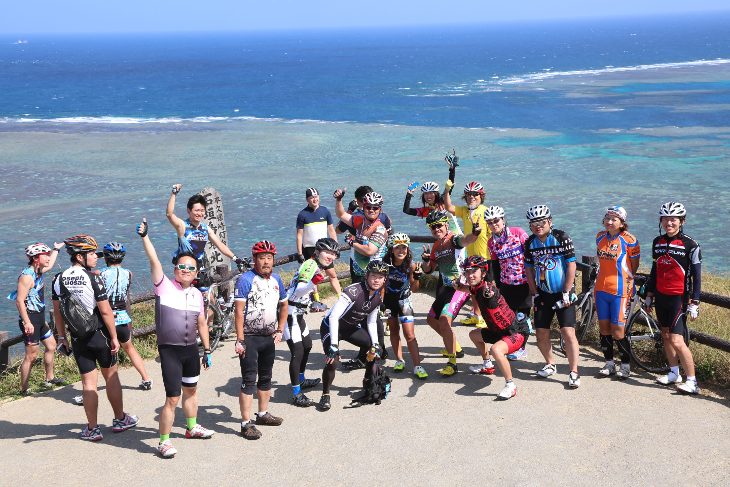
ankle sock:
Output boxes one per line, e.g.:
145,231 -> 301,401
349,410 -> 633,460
687,376 -> 696,383
605,360 -> 615,368
455,342 -> 462,353
670,366 -> 680,376
160,433 -> 170,444
505,379 -> 514,386
292,384 -> 301,396
600,334 -> 614,361
484,359 -> 493,368
186,417 -> 196,430
241,420 -> 250,427
299,372 -> 305,383
257,411 -> 267,418
448,354 -> 457,365
616,336 -> 631,364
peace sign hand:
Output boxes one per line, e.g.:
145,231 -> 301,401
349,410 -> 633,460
471,214 -> 483,236
421,244 -> 431,262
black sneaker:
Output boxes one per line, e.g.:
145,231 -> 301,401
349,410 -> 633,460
318,394 -> 331,411
293,392 -> 315,407
42,376 -> 68,388
342,358 -> 366,371
300,378 -> 321,389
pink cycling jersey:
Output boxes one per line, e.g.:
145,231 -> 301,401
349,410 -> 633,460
487,227 -> 529,286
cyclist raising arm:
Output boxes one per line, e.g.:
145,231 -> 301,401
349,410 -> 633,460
594,207 -> 640,380
644,202 -> 702,394
138,219 -> 214,458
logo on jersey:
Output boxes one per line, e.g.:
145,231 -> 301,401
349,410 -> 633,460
362,301 -> 372,312
610,244 -> 619,251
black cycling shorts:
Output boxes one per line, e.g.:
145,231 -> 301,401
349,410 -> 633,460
499,283 -> 532,311
654,291 -> 687,336
240,334 -> 276,395
320,320 -> 373,352
116,323 -> 131,344
19,313 -> 52,347
479,329 -> 527,354
534,289 -> 576,330
72,327 -> 117,375
303,247 -> 316,260
158,343 -> 200,397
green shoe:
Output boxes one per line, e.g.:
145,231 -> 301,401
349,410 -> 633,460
440,362 -> 458,377
393,360 -> 405,372
414,366 -> 428,380
440,349 -> 465,358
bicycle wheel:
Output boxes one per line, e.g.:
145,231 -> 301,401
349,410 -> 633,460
559,294 -> 593,354
626,309 -> 669,373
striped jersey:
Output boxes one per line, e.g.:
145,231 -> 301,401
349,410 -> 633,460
524,229 -> 576,294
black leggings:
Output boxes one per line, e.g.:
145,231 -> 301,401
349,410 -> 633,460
320,322 -> 372,394
356,313 -> 386,362
286,316 -> 313,386
239,334 -> 276,395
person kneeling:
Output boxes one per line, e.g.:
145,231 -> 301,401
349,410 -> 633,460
456,256 -> 529,400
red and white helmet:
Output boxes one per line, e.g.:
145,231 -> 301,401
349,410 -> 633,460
25,243 -> 52,258
464,181 -> 484,194
252,240 -> 277,255
363,192 -> 384,207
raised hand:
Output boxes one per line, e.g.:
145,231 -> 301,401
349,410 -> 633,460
421,244 -> 431,262
172,183 -> 182,195
137,218 -> 148,238
333,188 -> 347,200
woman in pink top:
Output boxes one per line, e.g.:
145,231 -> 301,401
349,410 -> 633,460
485,206 -> 531,361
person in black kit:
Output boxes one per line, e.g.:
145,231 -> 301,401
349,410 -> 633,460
318,260 -> 389,411
644,202 -> 702,394
454,256 -> 530,400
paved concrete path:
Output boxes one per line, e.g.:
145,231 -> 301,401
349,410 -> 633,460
2,291 -> 729,486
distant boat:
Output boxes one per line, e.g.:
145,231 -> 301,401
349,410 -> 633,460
15,40 -> 28,44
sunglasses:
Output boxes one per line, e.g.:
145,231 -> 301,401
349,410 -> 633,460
530,219 -> 549,228
486,219 -> 502,225
465,192 -> 481,198
391,241 -> 409,247
428,222 -> 445,230
364,205 -> 381,211
175,264 -> 198,271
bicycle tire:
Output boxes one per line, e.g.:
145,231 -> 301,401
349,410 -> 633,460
559,293 -> 593,354
626,309 -> 669,373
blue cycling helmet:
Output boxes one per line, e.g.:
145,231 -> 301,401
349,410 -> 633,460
102,242 -> 126,261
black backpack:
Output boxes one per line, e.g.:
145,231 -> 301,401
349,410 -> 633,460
57,276 -> 99,340
350,361 -> 392,407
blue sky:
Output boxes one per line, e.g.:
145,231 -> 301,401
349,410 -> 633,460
4,0 -> 730,34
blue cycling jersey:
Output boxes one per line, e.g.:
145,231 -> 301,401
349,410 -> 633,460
99,267 -> 131,311
386,264 -> 412,299
524,229 -> 576,294
173,219 -> 209,263
7,266 -> 45,316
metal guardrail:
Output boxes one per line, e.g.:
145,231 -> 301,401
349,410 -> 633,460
3,248 -> 730,369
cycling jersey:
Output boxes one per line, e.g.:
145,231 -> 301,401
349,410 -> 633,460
8,266 -> 45,316
296,205 -> 333,248
234,270 -> 287,336
52,266 -> 109,322
173,219 -> 209,263
524,228 -> 576,294
488,227 -> 529,286
337,209 -> 392,235
323,281 -> 381,345
646,232 -> 701,301
469,282 -> 530,339
100,266 -> 133,325
385,263 -> 412,299
403,194 -> 462,235
286,259 -> 326,315
350,215 -> 388,277
153,275 -> 204,346
429,231 -> 467,288
454,205 -> 492,259
595,230 -> 640,297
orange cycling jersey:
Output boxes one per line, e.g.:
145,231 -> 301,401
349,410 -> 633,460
595,230 -> 640,296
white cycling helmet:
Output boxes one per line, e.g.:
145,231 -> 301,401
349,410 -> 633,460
526,205 -> 551,221
387,233 -> 411,248
421,182 -> 440,193
363,192 -> 384,207
484,206 -> 505,219
659,201 -> 686,218
25,243 -> 52,258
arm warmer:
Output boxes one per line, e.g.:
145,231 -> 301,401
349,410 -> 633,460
327,295 -> 351,346
366,307 -> 379,345
447,166 -> 456,194
490,259 -> 501,287
403,193 -> 419,216
290,280 -> 315,302
690,261 -> 702,301
646,260 -> 657,294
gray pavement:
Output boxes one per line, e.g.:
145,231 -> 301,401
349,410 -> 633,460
2,291 -> 729,486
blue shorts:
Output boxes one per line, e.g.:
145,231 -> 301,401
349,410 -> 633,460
595,290 -> 631,326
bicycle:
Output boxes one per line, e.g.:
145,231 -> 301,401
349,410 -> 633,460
559,262 -> 598,354
625,280 -> 690,373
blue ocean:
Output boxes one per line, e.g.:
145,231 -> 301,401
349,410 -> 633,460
2,12 -> 730,334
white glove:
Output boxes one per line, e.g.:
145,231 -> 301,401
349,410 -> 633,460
687,303 -> 699,320
643,296 -> 653,312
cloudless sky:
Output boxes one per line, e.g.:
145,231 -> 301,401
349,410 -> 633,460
3,0 -> 730,34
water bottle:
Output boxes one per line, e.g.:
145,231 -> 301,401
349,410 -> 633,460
552,293 -> 577,310
217,296 -> 226,310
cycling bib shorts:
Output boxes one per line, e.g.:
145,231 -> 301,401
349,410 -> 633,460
595,290 -> 631,326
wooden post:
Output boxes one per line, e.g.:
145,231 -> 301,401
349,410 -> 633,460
0,330 -> 9,372
581,255 -> 597,292
197,187 -> 231,271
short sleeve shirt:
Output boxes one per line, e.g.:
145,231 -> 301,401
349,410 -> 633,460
430,232 -> 466,287
52,267 -> 108,314
153,275 -> 205,346
296,205 -> 333,248
595,230 -> 640,296
524,229 -> 576,294
488,227 -> 529,286
234,270 -> 287,335
454,205 -> 492,259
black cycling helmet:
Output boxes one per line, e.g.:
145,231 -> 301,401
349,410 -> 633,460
315,238 -> 340,258
426,210 -> 450,227
64,235 -> 98,255
102,242 -> 126,261
365,260 -> 390,275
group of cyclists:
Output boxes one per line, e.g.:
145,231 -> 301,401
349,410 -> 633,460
10,160 -> 704,457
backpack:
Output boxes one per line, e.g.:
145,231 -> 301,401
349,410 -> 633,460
57,276 -> 99,340
350,361 -> 392,407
